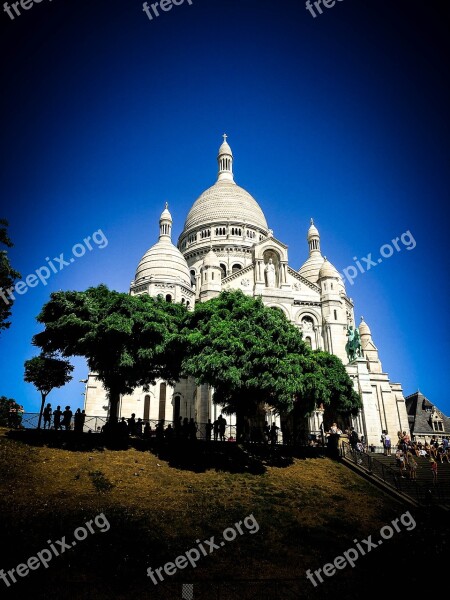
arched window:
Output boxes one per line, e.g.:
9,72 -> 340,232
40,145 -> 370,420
334,310 -> 337,320
232,263 -> 242,273
190,269 -> 196,286
181,298 -> 185,304
220,263 -> 227,278
305,337 -> 312,349
144,395 -> 151,421
166,294 -> 172,303
159,383 -> 166,421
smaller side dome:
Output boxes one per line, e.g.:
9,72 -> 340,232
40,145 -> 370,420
319,257 -> 340,279
134,204 -> 191,288
359,316 -> 372,337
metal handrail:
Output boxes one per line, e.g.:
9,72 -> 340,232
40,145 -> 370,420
340,441 -> 450,505
6,414 -> 326,446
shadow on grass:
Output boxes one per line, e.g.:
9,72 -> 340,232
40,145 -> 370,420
6,429 -> 327,474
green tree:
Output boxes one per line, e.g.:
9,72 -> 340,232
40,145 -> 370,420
24,354 -> 74,429
0,396 -> 21,427
310,351 -> 362,428
32,285 -> 186,424
0,219 -> 21,334
182,290 -> 361,439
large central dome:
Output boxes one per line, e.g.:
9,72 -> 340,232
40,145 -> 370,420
180,135 -> 269,236
184,179 -> 268,231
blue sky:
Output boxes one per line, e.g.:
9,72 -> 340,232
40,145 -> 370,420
0,0 -> 448,415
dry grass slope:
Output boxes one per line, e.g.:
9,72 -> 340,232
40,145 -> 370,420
0,429 -> 446,599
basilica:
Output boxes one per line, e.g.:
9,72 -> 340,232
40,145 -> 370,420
84,136 -> 410,446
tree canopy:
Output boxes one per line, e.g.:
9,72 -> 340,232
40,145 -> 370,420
33,285 -> 187,421
0,219 -> 21,334
31,285 -> 361,432
305,351 -> 362,426
24,354 -> 74,429
0,396 -> 21,427
182,290 -> 361,435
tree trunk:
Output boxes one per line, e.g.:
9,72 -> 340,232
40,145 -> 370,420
107,387 -> 120,425
37,393 -> 47,430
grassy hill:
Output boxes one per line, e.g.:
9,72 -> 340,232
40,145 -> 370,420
0,428 -> 447,599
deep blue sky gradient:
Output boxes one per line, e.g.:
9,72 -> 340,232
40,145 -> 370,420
0,0 -> 448,415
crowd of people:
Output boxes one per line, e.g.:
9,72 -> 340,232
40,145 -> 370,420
7,402 -> 25,429
35,407 -> 286,444
97,414 -> 290,445
325,422 -> 367,461
388,430 -> 449,484
391,430 -> 450,462
100,413 -> 231,442
42,404 -> 86,432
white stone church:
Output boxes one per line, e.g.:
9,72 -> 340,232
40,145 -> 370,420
84,136 -> 410,446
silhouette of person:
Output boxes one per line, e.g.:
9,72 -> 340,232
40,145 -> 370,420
53,405 -> 62,431
156,420 -> 165,441
218,414 -> 226,442
62,406 -> 73,431
213,419 -> 219,442
43,403 -> 52,430
119,417 -> 129,439
74,408 -> 84,433
127,413 -> 136,436
143,422 -> 151,439
164,423 -> 174,441
136,418 -> 143,437
7,402 -> 16,428
206,419 -> 213,441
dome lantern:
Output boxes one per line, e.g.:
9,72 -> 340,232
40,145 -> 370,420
217,134 -> 234,183
299,219 -> 324,283
307,218 -> 321,254
159,202 -> 172,240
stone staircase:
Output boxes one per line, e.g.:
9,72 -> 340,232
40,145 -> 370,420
341,443 -> 450,506
372,453 -> 450,487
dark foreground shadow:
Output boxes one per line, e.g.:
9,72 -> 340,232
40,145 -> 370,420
6,429 -> 327,474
